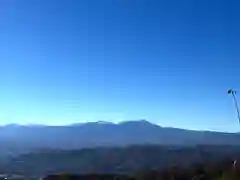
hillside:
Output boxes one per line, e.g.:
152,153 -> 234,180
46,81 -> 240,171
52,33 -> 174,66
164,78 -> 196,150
3,145 -> 240,177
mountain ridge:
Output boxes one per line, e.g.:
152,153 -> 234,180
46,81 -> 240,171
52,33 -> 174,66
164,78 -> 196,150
0,120 -> 239,153
0,120 -> 231,133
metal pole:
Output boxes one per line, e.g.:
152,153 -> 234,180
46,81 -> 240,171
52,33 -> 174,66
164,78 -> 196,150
228,89 -> 240,124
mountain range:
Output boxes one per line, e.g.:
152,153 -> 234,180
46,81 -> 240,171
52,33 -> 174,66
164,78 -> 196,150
0,120 -> 240,155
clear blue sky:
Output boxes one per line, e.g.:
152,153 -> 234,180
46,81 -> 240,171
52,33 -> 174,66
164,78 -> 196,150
0,0 -> 240,132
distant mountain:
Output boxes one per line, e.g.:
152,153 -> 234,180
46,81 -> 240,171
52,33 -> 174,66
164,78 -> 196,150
0,120 -> 240,153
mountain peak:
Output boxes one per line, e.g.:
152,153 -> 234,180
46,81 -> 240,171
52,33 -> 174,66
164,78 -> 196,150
95,121 -> 115,125
70,121 -> 115,127
118,120 -> 155,126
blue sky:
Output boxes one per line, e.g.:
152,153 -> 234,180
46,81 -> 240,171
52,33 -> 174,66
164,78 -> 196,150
0,0 -> 240,132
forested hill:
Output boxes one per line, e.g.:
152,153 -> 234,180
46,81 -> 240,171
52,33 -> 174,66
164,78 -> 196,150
4,145 -> 240,177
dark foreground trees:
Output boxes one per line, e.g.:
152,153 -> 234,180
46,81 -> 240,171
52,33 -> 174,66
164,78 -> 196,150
41,159 -> 240,180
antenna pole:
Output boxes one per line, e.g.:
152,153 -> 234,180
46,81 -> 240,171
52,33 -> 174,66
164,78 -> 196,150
229,90 -> 240,124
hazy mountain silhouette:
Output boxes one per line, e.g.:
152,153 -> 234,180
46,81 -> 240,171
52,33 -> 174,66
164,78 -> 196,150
0,120 -> 240,154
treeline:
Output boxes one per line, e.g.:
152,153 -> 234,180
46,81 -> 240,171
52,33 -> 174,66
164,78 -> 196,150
41,159 -> 240,180
3,145 -> 240,177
